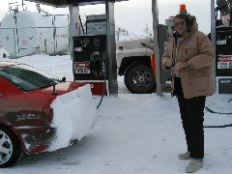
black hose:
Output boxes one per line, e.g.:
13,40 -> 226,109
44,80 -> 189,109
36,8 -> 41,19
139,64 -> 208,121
205,106 -> 232,115
96,76 -> 107,110
204,105 -> 232,128
96,95 -> 104,110
228,97 -> 232,103
204,124 -> 232,128
79,15 -> 85,35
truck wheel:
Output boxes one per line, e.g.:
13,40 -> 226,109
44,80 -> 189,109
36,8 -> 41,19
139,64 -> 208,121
125,64 -> 156,93
0,127 -> 22,168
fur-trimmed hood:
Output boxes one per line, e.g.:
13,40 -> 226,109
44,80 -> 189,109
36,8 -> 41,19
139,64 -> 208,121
187,15 -> 198,34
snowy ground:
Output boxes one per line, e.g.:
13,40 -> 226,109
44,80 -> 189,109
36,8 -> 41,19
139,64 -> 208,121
1,55 -> 232,174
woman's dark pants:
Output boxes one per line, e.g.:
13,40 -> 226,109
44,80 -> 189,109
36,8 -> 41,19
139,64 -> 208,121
174,77 -> 206,159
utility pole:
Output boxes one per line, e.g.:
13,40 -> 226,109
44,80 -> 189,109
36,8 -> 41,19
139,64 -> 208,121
211,0 -> 216,92
152,0 -> 163,96
106,2 -> 118,96
69,6 -> 80,81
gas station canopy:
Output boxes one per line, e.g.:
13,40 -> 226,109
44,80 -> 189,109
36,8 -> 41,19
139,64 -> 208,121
26,0 -> 127,6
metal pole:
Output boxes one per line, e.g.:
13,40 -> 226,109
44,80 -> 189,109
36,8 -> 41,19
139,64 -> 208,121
13,10 -> 19,55
69,6 -> 80,81
106,2 -> 118,96
152,0 -> 163,96
53,15 -> 56,55
117,27 -> 120,41
230,11 -> 232,26
13,14 -> 17,55
211,0 -> 216,92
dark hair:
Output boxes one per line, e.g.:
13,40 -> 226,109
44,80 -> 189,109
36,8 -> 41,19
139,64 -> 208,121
174,14 -> 196,33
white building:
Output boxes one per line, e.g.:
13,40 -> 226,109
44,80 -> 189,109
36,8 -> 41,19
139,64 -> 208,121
0,9 -> 69,58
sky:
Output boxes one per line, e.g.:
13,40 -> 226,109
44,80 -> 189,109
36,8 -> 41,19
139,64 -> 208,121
0,0 -> 212,36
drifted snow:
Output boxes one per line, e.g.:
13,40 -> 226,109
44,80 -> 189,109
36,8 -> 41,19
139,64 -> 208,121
49,84 -> 96,151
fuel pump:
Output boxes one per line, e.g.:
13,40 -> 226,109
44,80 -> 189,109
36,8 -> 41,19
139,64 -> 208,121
73,35 -> 107,80
73,14 -> 109,95
25,0 -> 126,96
215,0 -> 232,94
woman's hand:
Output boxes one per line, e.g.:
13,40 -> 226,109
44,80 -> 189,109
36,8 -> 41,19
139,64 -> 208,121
175,62 -> 189,72
165,59 -> 174,69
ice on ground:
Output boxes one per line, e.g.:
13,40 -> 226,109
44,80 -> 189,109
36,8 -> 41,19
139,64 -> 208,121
49,84 -> 96,151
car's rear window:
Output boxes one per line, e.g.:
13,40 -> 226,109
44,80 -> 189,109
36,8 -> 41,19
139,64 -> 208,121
0,64 -> 57,91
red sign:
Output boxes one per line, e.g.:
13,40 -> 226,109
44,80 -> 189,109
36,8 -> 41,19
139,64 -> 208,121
74,62 -> 91,74
217,55 -> 232,69
76,81 -> 108,96
218,55 -> 232,62
89,82 -> 108,95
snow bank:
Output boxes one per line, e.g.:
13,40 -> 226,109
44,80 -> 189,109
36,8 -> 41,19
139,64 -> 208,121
49,84 -> 96,151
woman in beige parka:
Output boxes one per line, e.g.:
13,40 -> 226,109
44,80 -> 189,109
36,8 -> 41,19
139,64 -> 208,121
162,12 -> 214,173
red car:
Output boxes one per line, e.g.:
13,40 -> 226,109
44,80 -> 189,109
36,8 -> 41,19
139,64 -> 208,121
0,62 -> 92,167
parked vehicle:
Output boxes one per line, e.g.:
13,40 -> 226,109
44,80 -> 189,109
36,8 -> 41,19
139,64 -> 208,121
116,37 -> 169,93
0,62 -> 94,167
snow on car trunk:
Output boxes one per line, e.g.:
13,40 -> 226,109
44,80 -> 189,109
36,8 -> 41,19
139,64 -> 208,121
49,84 -> 96,151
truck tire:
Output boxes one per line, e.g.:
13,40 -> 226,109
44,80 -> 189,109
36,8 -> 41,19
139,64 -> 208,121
0,126 -> 22,168
124,63 -> 156,93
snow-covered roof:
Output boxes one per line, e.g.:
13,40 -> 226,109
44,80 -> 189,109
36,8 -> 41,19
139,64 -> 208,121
0,10 -> 68,28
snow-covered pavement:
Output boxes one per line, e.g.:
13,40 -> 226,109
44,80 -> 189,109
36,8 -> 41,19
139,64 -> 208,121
1,55 -> 232,174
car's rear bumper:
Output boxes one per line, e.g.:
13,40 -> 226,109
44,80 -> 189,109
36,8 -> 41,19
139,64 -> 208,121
13,125 -> 56,154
